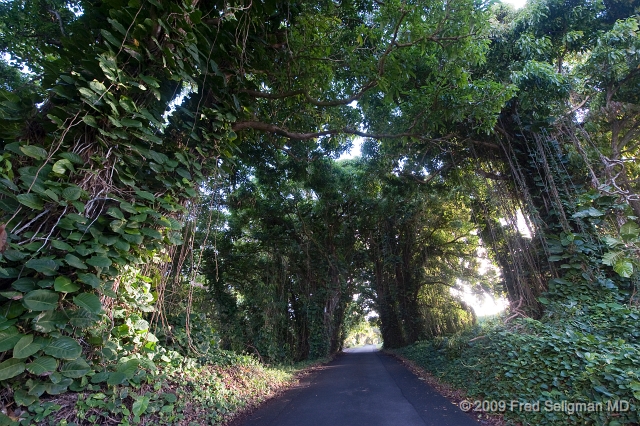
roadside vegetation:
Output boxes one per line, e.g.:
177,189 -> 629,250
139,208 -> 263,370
0,0 -> 639,424
19,349 -> 297,426
397,308 -> 640,425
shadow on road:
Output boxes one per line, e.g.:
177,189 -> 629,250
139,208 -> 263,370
234,344 -> 479,426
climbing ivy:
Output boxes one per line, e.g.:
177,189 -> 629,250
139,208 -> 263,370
0,0 -> 239,408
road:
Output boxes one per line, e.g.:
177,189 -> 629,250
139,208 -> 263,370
231,345 -> 480,426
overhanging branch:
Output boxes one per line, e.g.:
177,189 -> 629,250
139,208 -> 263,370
232,121 -> 422,140
48,9 -> 66,36
241,81 -> 377,107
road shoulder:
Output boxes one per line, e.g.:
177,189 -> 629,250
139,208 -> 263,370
383,350 -> 508,426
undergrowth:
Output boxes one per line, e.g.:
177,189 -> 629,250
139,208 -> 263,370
1,348 -> 313,425
395,307 -> 640,426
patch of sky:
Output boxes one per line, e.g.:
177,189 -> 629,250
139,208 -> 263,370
162,82 -> 196,125
67,2 -> 84,17
502,0 -> 526,9
451,281 -> 508,317
498,209 -> 532,239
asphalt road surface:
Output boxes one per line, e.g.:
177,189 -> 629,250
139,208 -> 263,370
232,345 -> 480,426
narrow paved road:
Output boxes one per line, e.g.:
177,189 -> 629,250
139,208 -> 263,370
232,345 -> 480,426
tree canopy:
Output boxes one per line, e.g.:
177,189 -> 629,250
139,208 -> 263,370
0,0 -> 639,423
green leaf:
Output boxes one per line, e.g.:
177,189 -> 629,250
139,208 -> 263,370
77,273 -> 100,288
110,219 -> 127,233
28,382 -> 47,397
23,290 -> 59,311
69,309 -> 98,328
60,358 -> 91,378
20,145 -> 48,160
3,250 -> 26,262
631,381 -> 640,400
129,213 -> 148,223
13,389 -> 38,406
54,276 -> 80,293
26,356 -> 58,375
147,150 -> 168,164
101,29 -> 121,47
23,241 -> 45,252
86,256 -> 112,268
139,75 -> 160,88
123,233 -> 143,244
121,118 -> 142,127
593,385 -> 613,397
46,379 -> 72,395
33,311 -> 68,333
0,327 -> 22,351
73,293 -> 102,314
91,371 -> 110,384
89,80 -> 106,95
168,231 -> 183,245
48,113 -> 64,126
62,186 -> 82,201
603,236 -> 622,247
44,189 -> 59,202
106,206 -> 124,219
99,236 -> 118,247
0,358 -> 26,380
602,251 -> 620,266
60,152 -> 84,164
162,393 -> 177,403
79,87 -> 100,105
132,396 -> 150,416
74,245 -> 92,257
119,201 -> 137,214
140,227 -> 162,239
82,115 -> 99,127
13,334 -> 44,359
0,291 -> 22,300
572,207 -> 603,218
65,254 -> 88,270
613,259 -> 634,278
135,190 -> 155,202
114,239 -> 130,251
11,278 -> 37,293
51,240 -> 74,251
25,259 -> 58,275
108,17 -> 127,35
52,159 -> 73,175
620,221 -> 640,241
107,371 -> 127,385
117,359 -> 140,378
16,193 -> 44,210
176,168 -> 191,180
43,336 -> 82,360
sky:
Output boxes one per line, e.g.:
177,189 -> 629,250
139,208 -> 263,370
451,285 -> 508,317
339,137 -> 363,160
503,0 -> 527,8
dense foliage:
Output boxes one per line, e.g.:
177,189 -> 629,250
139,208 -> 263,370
0,0 -> 638,424
397,306 -> 640,425
206,156 -> 481,360
394,1 -> 640,425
